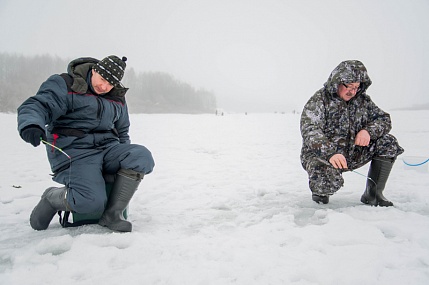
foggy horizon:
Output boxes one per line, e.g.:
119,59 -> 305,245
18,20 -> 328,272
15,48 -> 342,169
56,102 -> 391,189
1,0 -> 428,113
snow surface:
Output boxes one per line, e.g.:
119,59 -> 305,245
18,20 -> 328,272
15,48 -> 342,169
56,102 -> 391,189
1,111 -> 429,285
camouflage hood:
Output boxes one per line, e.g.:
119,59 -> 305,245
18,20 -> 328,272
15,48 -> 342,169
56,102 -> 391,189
323,60 -> 372,97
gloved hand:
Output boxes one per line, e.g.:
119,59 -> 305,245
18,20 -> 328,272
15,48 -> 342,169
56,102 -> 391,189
21,126 -> 47,147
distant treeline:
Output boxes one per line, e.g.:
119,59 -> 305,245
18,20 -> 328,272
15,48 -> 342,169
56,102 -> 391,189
0,53 -> 216,114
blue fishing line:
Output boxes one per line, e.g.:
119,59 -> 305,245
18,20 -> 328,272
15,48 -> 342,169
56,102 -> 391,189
402,158 -> 429,167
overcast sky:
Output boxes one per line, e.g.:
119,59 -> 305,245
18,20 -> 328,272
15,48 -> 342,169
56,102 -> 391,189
1,0 -> 428,112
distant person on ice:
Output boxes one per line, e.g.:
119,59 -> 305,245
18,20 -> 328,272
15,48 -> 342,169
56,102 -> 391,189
300,60 -> 403,206
17,55 -> 155,232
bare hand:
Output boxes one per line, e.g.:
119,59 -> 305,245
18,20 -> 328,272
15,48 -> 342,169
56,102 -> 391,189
329,154 -> 348,169
355,129 -> 370,146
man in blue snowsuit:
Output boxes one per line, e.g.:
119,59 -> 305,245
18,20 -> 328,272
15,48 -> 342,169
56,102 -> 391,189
17,55 -> 155,232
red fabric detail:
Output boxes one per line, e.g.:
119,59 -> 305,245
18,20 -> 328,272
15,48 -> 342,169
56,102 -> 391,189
52,134 -> 59,152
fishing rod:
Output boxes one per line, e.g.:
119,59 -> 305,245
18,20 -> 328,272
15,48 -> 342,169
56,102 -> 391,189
316,157 -> 376,185
41,139 -> 71,159
40,138 -> 72,188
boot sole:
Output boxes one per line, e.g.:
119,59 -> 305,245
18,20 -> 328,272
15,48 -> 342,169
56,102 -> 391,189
360,196 -> 378,206
99,218 -> 132,232
361,196 -> 393,207
312,194 -> 329,204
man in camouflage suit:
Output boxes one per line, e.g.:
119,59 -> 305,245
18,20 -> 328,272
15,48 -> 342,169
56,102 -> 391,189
300,60 -> 404,206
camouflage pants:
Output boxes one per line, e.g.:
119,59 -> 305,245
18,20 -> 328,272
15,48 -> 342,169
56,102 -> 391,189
304,134 -> 404,196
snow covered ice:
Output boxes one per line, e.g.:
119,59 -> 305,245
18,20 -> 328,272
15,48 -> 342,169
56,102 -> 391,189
1,110 -> 429,285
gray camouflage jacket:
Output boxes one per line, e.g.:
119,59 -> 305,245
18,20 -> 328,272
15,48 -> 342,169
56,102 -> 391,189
300,60 -> 392,169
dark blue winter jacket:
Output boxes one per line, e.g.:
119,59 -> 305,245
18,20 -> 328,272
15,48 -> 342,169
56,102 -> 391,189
17,57 -> 131,173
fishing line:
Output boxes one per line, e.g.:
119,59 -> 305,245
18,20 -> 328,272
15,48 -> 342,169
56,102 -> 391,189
41,138 -> 72,189
402,157 -> 429,167
316,157 -> 377,186
348,169 -> 376,186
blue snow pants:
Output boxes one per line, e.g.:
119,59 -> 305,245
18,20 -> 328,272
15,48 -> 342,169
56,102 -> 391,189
53,143 -> 154,214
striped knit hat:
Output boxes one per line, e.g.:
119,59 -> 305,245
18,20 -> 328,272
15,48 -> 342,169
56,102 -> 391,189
93,55 -> 127,87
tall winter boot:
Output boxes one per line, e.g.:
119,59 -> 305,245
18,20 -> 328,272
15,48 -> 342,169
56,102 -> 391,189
98,169 -> 144,232
30,187 -> 69,230
361,157 -> 395,207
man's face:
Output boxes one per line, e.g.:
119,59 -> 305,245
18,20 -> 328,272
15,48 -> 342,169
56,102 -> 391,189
337,82 -> 360,101
91,69 -> 114,95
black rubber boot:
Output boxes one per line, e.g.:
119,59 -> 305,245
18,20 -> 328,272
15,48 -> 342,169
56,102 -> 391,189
30,187 -> 68,230
98,169 -> 144,232
361,157 -> 395,207
312,193 -> 329,204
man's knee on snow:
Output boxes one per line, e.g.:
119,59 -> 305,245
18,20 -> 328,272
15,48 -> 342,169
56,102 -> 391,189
70,194 -> 107,214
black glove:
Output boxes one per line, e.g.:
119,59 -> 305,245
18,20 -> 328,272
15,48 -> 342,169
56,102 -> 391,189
21,126 -> 47,147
